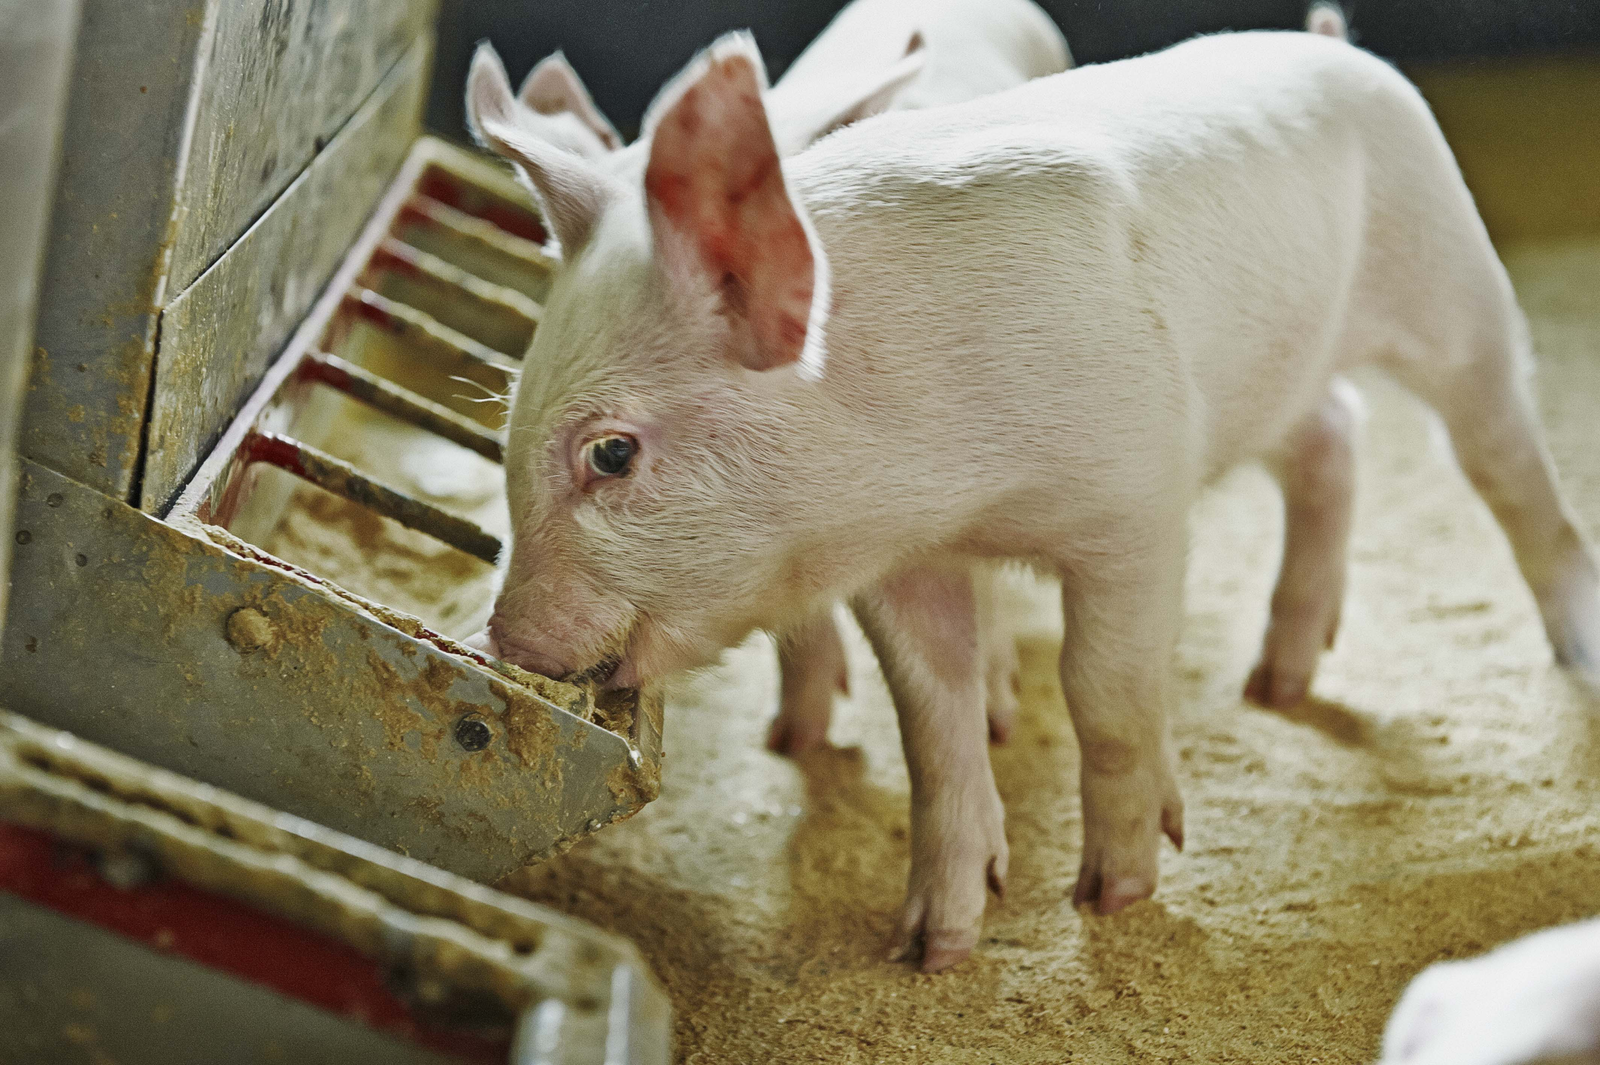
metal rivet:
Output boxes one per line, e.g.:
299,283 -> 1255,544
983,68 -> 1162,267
45,493 -> 63,508
14,530 -> 30,545
74,554 -> 88,567
225,607 -> 277,654
454,714 -> 492,752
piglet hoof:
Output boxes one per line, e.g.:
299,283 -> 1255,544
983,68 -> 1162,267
1072,869 -> 1156,915
1243,662 -> 1310,709
1073,788 -> 1181,916
1541,549 -> 1600,688
888,831 -> 1007,973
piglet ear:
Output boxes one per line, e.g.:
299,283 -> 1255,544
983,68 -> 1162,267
517,51 -> 624,156
767,31 -> 927,156
466,43 -> 620,255
642,33 -> 830,375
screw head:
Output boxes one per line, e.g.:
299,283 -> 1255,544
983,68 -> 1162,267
454,714 -> 492,752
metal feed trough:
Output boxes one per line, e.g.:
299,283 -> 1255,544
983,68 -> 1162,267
0,710 -> 670,1064
3,2 -> 660,884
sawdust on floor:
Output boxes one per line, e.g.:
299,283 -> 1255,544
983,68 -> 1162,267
496,239 -> 1600,1063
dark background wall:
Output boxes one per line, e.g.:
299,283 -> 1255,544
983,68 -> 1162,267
426,0 -> 1600,142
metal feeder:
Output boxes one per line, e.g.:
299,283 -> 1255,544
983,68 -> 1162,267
4,5 -> 660,883
0,710 -> 670,1064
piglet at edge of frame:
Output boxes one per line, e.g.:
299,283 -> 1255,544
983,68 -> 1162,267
1380,918 -> 1600,1065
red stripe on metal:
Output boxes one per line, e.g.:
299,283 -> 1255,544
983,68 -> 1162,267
0,822 -> 508,1063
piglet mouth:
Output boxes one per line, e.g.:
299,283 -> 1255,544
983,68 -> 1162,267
565,654 -> 621,687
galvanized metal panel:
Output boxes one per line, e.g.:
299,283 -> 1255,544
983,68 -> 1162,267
1,461 -> 661,882
24,0 -> 437,506
0,0 -> 80,632
165,0 -> 441,296
143,36 -> 432,513
20,0 -> 211,499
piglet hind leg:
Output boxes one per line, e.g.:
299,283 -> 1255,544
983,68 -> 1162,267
1245,378 -> 1362,709
767,609 -> 851,756
1059,528 -> 1187,915
1389,322 -> 1600,686
853,565 -> 1007,973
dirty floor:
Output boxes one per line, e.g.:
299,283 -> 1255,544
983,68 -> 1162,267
497,251 -> 1600,1060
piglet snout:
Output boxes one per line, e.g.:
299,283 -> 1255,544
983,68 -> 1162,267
474,620 -> 577,680
463,629 -> 500,657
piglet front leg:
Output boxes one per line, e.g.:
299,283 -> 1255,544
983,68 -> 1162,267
854,564 -> 1008,973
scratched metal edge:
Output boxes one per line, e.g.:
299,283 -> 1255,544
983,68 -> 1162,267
141,34 -> 434,514
2,461 -> 655,884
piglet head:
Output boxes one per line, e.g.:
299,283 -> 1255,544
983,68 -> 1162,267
466,37 -> 833,688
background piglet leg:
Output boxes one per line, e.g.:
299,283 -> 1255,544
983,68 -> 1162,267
1059,522 -> 1187,915
768,609 -> 851,755
974,567 -> 1022,743
853,563 -> 1007,973
770,575 -> 1021,755
1245,377 -> 1362,709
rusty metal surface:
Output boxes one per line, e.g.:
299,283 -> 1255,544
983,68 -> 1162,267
165,0 -> 441,297
0,710 -> 670,1064
0,461 -> 662,882
142,36 -> 433,513
247,431 -> 504,564
0,0 -> 80,633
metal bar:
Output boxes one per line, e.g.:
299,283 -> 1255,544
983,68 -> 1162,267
375,236 -> 543,329
401,194 -> 557,272
246,431 -> 502,564
301,352 -> 505,463
345,286 -> 518,376
416,168 -> 547,246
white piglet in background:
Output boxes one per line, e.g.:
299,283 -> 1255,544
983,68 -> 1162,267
465,19 -> 1600,970
477,0 -> 1075,755
1380,917 -> 1600,1065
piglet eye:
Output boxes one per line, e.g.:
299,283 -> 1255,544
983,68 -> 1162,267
586,434 -> 638,478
